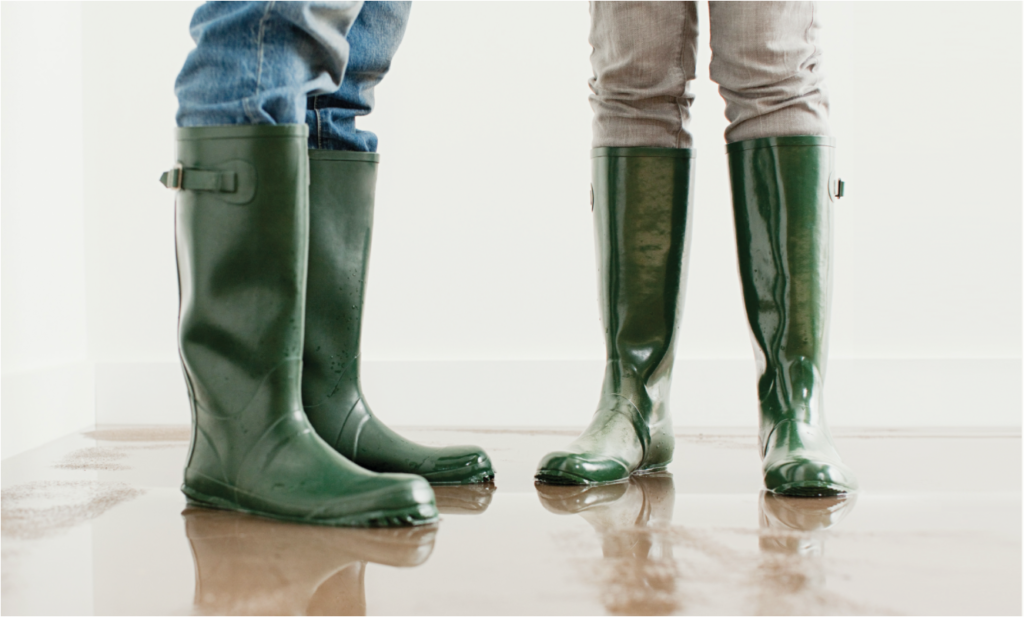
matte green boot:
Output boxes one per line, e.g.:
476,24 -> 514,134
301,151 -> 494,485
536,148 -> 694,485
728,135 -> 858,496
168,125 -> 438,526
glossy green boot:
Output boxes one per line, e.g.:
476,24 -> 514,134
728,135 -> 858,496
167,125 -> 438,526
301,151 -> 494,485
536,148 -> 694,485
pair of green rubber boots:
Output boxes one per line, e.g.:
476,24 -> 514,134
536,137 -> 858,496
167,125 -> 494,527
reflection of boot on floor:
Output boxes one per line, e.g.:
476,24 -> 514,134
183,507 -> 436,615
537,475 -> 679,615
755,491 -> 858,613
301,152 -> 494,486
537,149 -> 694,485
759,491 -> 857,555
432,484 -> 495,515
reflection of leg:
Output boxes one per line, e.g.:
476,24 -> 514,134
183,508 -> 436,615
305,1 -> 411,150
177,1 -> 365,127
537,475 -> 676,546
760,491 -> 856,555
756,491 -> 857,612
537,476 -> 679,615
589,1 -> 698,148
307,563 -> 366,616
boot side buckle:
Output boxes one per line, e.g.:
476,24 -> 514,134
160,163 -> 184,190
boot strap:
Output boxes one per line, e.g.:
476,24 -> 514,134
160,163 -> 237,193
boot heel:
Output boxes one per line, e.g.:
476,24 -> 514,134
638,429 -> 675,473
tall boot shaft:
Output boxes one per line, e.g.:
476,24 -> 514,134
171,126 -> 438,525
592,147 -> 695,424
728,135 -> 856,495
302,150 -> 378,440
176,125 -> 310,478
536,148 -> 694,485
301,153 -> 494,484
728,136 -> 835,435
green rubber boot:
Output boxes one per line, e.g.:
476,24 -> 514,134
727,136 -> 858,496
168,125 -> 438,526
536,148 -> 694,484
301,151 -> 494,485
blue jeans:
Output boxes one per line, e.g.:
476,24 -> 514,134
175,1 -> 411,152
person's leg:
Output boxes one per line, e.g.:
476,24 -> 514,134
708,1 -> 830,143
710,1 -> 856,495
176,2 -> 366,127
589,0 -> 698,148
299,2 -> 495,485
165,2 -> 438,525
305,0 -> 410,150
536,1 -> 698,485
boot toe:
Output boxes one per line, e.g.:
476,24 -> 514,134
535,451 -> 631,485
420,446 -> 495,485
764,457 -> 858,496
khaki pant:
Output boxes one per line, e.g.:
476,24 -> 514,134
589,1 -> 830,147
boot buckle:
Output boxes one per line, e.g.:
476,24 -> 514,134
160,163 -> 184,191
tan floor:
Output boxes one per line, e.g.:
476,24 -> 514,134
1,426 -> 1020,615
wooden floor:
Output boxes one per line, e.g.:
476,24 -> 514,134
2,426 -> 1020,615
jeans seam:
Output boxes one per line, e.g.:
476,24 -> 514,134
316,104 -> 323,149
244,1 -> 276,124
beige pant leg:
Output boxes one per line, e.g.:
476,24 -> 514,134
589,1 -> 698,148
708,1 -> 831,143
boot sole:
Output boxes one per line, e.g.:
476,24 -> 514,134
535,461 -> 672,486
425,471 -> 496,486
182,485 -> 439,528
770,481 -> 850,497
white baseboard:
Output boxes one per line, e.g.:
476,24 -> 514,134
90,358 -> 1021,429
2,362 -> 95,459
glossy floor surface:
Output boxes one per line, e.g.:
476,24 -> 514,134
2,426 -> 1020,615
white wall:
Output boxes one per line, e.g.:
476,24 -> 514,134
3,2 -> 1021,457
71,1 -> 1024,365
1,2 -> 94,457
1,3 -> 89,372
81,3 -> 192,364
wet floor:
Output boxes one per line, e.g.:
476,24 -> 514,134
2,426 -> 1020,615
